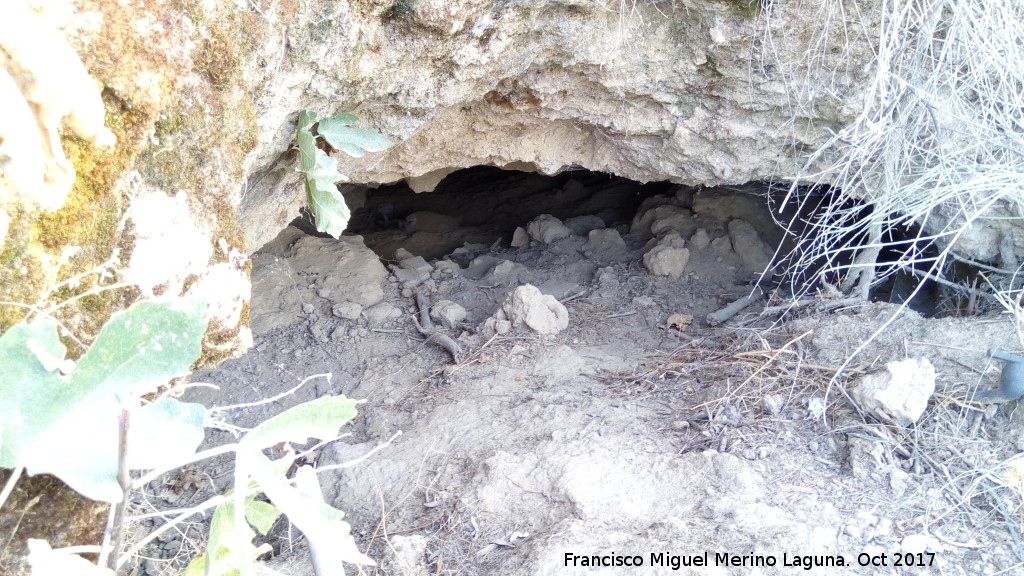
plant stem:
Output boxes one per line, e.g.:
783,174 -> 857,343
0,465 -> 24,510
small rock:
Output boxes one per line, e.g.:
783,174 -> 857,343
850,357 -> 936,426
434,260 -> 460,274
490,260 -> 522,276
332,302 -> 362,320
301,303 -> 315,314
582,228 -> 625,253
564,215 -> 606,236
728,219 -> 773,272
330,326 -> 348,341
394,247 -> 415,261
500,284 -> 569,334
510,226 -> 530,248
430,300 -> 467,329
526,214 -> 571,244
392,266 -> 429,284
399,255 -> 433,274
650,206 -> 696,237
711,236 -> 733,253
643,233 -> 690,278
480,316 -> 512,337
690,228 -> 711,249
365,302 -> 402,326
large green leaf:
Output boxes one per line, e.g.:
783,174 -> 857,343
241,395 -> 359,450
316,114 -> 392,158
0,298 -> 208,502
129,398 -> 206,470
294,110 -> 318,172
304,148 -> 351,238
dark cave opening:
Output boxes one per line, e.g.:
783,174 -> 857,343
285,166 -> 976,318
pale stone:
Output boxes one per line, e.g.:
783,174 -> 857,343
728,219 -> 774,273
332,302 -> 363,320
582,228 -> 625,254
850,357 -> 936,426
510,226 -> 530,247
526,214 -> 571,244
500,284 -> 569,335
430,300 -> 467,328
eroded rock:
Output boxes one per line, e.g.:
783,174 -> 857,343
850,357 -> 936,426
499,284 -> 569,335
526,214 -> 571,244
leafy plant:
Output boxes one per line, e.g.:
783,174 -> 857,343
294,111 -> 392,238
0,299 -> 374,575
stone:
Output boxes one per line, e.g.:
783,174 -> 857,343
728,219 -> 774,272
500,284 -> 569,335
650,206 -> 696,238
490,260 -> 522,276
364,302 -> 403,326
564,215 -> 606,236
394,247 -> 415,260
434,259 -> 461,274
582,228 -> 625,254
510,226 -> 530,248
850,357 -> 936,426
643,233 -> 690,278
711,235 -> 733,254
690,228 -> 711,249
526,214 -> 571,244
332,302 -> 362,320
391,265 -> 430,285
430,300 -> 467,328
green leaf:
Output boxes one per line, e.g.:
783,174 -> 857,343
0,298 -> 208,502
295,110 -> 318,173
241,395 -> 359,451
202,499 -> 253,576
316,119 -> 392,158
304,148 -> 352,238
129,398 -> 206,470
320,112 -> 358,127
245,498 -> 281,536
245,454 -> 374,566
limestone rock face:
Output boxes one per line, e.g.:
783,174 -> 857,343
239,0 -> 884,251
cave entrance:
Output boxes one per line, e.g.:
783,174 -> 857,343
282,165 -> 958,325
331,166 -> 675,260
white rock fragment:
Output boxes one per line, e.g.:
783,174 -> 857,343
500,284 -> 569,335
728,219 -> 773,272
643,232 -> 690,278
850,357 -> 936,426
430,300 -> 467,329
434,259 -> 460,274
332,302 -> 362,320
364,302 -> 402,326
526,214 -> 571,244
510,226 -> 530,247
689,228 -> 711,249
